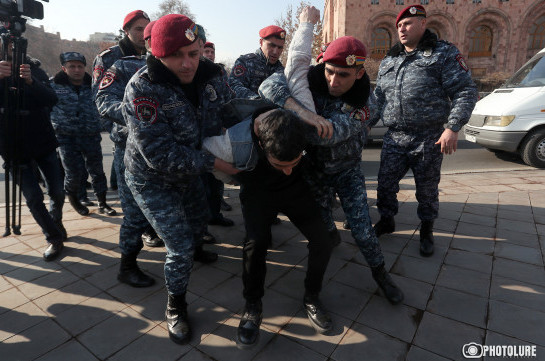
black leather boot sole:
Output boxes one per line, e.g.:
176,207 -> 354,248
236,301 -> 262,349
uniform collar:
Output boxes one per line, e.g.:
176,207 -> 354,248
53,71 -> 92,86
119,36 -> 142,57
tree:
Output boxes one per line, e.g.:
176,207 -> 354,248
274,1 -> 323,65
153,0 -> 195,20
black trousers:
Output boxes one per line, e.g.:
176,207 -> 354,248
240,179 -> 334,302
202,172 -> 223,221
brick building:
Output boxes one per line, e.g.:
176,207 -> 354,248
323,0 -> 545,77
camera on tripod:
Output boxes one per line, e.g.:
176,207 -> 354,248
0,0 -> 47,35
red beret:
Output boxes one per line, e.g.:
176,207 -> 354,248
123,10 -> 150,30
396,5 -> 426,26
259,25 -> 286,40
144,20 -> 156,40
204,42 -> 215,49
152,14 -> 198,58
322,36 -> 367,67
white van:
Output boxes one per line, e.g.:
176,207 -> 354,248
464,47 -> 545,168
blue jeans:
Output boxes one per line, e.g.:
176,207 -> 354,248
17,150 -> 65,244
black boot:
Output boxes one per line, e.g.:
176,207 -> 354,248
371,263 -> 404,304
420,220 -> 435,257
193,245 -> 218,263
68,194 -> 89,216
43,242 -> 64,261
342,220 -> 350,230
236,300 -> 262,349
166,293 -> 191,344
142,229 -> 164,247
80,196 -> 96,206
117,253 -> 155,287
97,192 -> 117,216
374,216 -> 395,237
304,293 -> 333,334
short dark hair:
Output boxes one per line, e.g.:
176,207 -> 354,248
257,109 -> 307,162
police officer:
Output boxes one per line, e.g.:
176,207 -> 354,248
0,32 -> 65,261
228,25 -> 286,99
92,10 -> 150,95
203,41 -> 215,62
95,21 -> 158,288
370,5 -> 478,256
259,31 -> 404,304
50,52 -> 116,217
122,14 -> 235,344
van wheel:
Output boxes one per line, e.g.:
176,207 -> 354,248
520,129 -> 545,168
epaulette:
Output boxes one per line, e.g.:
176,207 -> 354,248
139,72 -> 152,83
120,55 -> 145,61
99,47 -> 113,57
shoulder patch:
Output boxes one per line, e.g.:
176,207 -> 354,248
99,71 -> 116,90
93,66 -> 104,83
99,48 -> 112,57
350,106 -> 370,122
233,65 -> 246,77
205,84 -> 218,102
456,54 -> 469,72
133,97 -> 159,124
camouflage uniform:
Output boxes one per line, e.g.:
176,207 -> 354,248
96,55 -> 149,254
123,56 -> 233,295
370,30 -> 478,221
259,65 -> 385,268
228,48 -> 284,99
50,71 -> 108,197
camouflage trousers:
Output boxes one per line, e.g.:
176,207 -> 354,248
57,135 -> 107,196
125,170 -> 209,295
377,128 -> 444,221
305,166 -> 385,268
114,145 -> 153,255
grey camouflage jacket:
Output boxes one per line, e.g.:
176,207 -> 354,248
123,56 -> 234,185
95,55 -> 146,145
370,30 -> 478,132
259,63 -> 372,174
50,72 -> 101,137
228,48 -> 284,99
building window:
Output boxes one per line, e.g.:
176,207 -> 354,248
473,0 -> 482,3
371,28 -> 391,59
469,25 -> 492,57
371,0 -> 379,4
421,0 -> 429,4
499,0 -> 509,2
446,0 -> 454,4
529,16 -> 545,51
396,0 -> 404,5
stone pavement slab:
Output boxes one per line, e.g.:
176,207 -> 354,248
1,169 -> 545,360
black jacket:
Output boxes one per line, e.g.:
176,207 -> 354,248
0,57 -> 59,162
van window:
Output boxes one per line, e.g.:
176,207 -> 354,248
504,53 -> 545,88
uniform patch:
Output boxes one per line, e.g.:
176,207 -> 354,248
99,71 -> 116,90
350,106 -> 370,122
162,101 -> 184,111
133,97 -> 159,124
456,54 -> 469,72
205,84 -> 218,102
93,66 -> 104,83
233,65 -> 245,77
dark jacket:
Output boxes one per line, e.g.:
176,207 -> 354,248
0,57 -> 58,162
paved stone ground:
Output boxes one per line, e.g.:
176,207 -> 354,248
1,169 -> 544,361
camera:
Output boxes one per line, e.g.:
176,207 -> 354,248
462,342 -> 484,358
0,0 -> 46,21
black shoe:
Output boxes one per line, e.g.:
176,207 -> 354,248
142,229 -> 164,247
329,229 -> 341,247
202,230 -> 216,244
43,242 -> 64,261
374,216 -> 395,237
271,217 -> 281,225
303,293 -> 333,334
419,220 -> 435,257
371,264 -> 404,304
97,192 -> 117,216
166,294 -> 191,344
342,220 -> 350,230
193,245 -> 218,263
68,194 -> 89,216
80,197 -> 96,207
236,300 -> 262,349
117,253 -> 155,287
220,199 -> 232,211
208,215 -> 234,227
